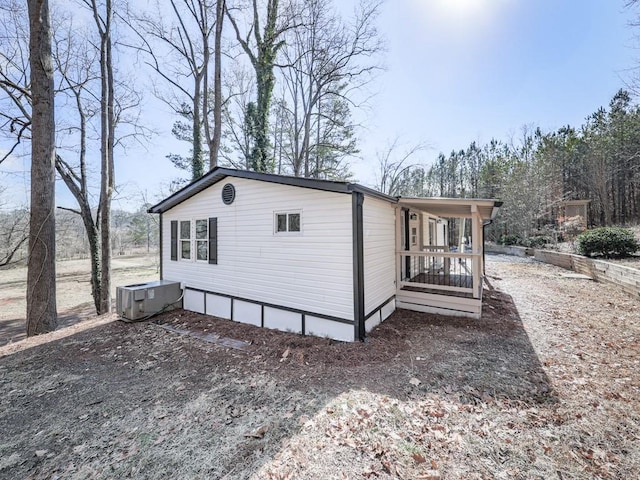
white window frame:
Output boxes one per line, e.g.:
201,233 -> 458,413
195,218 -> 209,262
274,210 -> 302,235
179,220 -> 192,261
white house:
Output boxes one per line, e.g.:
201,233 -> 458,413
148,167 -> 501,342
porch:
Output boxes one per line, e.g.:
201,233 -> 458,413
395,198 -> 501,319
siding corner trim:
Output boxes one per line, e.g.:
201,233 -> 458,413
352,192 -> 365,341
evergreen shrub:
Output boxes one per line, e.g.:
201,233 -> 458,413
575,227 -> 639,258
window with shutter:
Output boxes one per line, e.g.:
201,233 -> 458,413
170,220 -> 178,261
208,217 -> 218,264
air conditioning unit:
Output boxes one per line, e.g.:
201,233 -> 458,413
116,280 -> 183,321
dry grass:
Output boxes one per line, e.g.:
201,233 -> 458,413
0,255 -> 639,479
0,254 -> 158,345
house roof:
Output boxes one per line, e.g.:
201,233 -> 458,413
398,197 -> 503,222
148,167 -> 397,214
148,167 -> 503,219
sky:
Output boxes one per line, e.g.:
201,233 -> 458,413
0,0 -> 638,211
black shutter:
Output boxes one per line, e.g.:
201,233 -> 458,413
208,217 -> 218,264
170,220 -> 178,261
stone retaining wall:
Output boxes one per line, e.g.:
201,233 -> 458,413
531,249 -> 640,300
485,244 -> 533,257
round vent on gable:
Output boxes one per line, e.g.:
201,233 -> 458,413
222,183 -> 236,205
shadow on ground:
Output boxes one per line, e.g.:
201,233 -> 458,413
0,289 -> 553,479
0,302 -> 97,347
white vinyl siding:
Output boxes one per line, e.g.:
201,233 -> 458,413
363,196 -> 396,316
162,177 -> 354,321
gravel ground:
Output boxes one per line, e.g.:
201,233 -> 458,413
485,253 -> 538,264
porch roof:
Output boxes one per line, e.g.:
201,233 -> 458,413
398,197 -> 502,221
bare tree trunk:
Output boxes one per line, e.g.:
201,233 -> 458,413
92,0 -> 115,314
57,159 -> 102,313
26,0 -> 57,335
210,0 -> 225,170
192,74 -> 204,179
227,0 -> 286,172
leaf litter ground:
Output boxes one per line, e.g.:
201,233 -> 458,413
0,254 -> 639,479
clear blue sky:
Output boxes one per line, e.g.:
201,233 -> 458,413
0,0 -> 638,210
350,0 -> 638,180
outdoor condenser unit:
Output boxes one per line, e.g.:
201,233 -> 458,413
116,280 -> 183,321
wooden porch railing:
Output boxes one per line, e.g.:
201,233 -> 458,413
397,250 -> 482,298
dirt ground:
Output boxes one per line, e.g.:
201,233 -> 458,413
0,254 -> 639,479
0,254 -> 159,345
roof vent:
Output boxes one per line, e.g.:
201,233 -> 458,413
222,183 -> 236,205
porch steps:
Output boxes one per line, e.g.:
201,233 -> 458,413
396,289 -> 482,319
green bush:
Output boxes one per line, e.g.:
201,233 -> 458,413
524,235 -> 549,248
499,234 -> 522,246
575,227 -> 639,258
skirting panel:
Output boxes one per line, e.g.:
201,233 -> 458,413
264,307 -> 302,334
381,298 -> 396,321
306,316 -> 354,342
184,289 -> 205,314
365,311 -> 381,333
183,287 -> 356,342
233,300 -> 262,327
206,293 -> 231,320
364,297 -> 396,333
396,300 -> 481,319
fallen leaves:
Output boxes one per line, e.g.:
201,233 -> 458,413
409,377 -> 421,387
280,348 -> 290,362
244,424 -> 268,439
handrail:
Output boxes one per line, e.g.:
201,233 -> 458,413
396,250 -> 479,258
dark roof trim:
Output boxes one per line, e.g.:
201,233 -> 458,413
148,167 -> 397,214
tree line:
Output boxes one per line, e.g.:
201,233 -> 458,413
383,90 -> 640,242
0,205 -> 158,267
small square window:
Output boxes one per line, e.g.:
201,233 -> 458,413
274,211 -> 302,234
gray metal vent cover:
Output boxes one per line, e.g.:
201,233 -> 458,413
222,183 -> 236,205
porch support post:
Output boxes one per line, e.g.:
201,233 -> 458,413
352,192 -> 365,341
471,205 -> 482,299
395,206 -> 402,294
402,208 -> 410,280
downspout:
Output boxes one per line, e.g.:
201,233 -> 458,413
402,208 -> 410,279
482,219 -> 493,276
352,192 -> 365,341
159,214 -> 163,280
